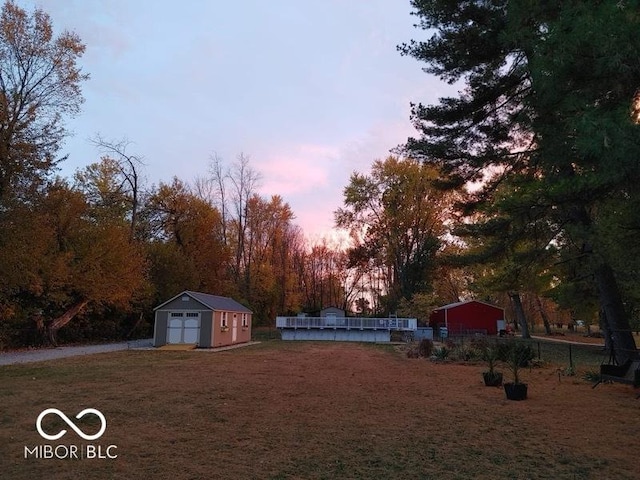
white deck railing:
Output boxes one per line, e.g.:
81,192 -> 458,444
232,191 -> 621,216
276,316 -> 417,331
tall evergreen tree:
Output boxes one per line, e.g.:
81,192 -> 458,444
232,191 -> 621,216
402,1 -> 640,363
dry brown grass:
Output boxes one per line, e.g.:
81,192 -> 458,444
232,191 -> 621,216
1,340 -> 639,479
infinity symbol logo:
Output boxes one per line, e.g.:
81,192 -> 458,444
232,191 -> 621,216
36,408 -> 107,441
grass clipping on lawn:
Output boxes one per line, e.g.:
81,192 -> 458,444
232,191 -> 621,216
1,341 -> 638,480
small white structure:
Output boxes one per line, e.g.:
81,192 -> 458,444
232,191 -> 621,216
321,307 -> 345,317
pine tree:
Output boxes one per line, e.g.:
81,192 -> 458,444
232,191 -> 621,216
402,1 -> 640,363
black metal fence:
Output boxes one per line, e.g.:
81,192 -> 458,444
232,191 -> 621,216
437,335 -> 606,369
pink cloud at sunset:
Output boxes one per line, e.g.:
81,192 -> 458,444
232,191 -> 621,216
15,0 -> 456,242
258,144 -> 338,197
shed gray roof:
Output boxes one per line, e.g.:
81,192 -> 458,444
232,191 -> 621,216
154,290 -> 252,313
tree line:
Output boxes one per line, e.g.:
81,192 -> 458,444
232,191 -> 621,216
0,2 -> 463,349
2,1 -> 639,359
0,2 -> 362,347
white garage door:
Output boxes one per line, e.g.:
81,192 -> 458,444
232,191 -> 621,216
167,312 -> 201,344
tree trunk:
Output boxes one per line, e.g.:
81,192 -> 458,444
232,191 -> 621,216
534,295 -> 552,335
594,263 -> 637,364
125,312 -> 145,339
509,292 -> 530,339
44,300 -> 89,346
600,308 -> 614,359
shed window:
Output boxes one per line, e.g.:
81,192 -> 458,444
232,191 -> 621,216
170,312 -> 184,317
186,312 -> 199,317
221,312 -> 228,327
242,313 -> 248,327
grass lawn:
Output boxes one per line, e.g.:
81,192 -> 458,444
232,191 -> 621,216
1,339 -> 639,480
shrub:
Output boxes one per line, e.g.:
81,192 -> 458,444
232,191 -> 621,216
406,346 -> 420,358
432,346 -> 450,361
451,343 -> 479,361
496,341 -> 535,367
480,343 -> 500,374
500,341 -> 536,385
582,369 -> 601,384
418,338 -> 434,357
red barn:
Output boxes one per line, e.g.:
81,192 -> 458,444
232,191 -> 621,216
429,300 -> 505,336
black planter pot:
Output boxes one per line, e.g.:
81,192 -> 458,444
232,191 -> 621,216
504,382 -> 528,401
482,371 -> 503,387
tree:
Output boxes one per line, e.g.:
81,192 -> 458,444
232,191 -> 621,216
207,153 -> 230,244
402,1 -> 640,363
450,175 -> 563,339
146,242 -> 199,307
294,238 -> 351,313
89,136 -> 145,241
0,1 -> 88,205
0,1 -> 90,346
237,194 -> 302,323
0,199 -> 53,346
213,153 -> 262,283
27,180 -> 146,345
335,156 -> 450,313
206,154 -> 309,323
142,177 -> 230,300
431,244 -> 472,305
74,157 -> 133,227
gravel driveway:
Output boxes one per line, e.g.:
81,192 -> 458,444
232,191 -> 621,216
0,338 -> 153,366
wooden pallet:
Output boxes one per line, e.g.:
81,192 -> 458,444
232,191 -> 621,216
157,344 -> 197,351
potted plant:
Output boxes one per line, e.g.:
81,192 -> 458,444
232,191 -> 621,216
503,342 -> 531,401
481,344 -> 503,387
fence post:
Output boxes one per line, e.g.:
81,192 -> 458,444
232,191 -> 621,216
569,344 -> 573,370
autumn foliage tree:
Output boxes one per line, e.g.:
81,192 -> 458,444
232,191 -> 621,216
292,239 -> 351,313
335,156 -> 451,313
239,194 -> 302,322
0,0 -> 87,205
141,177 -> 230,304
16,180 -> 147,345
0,1 -> 93,346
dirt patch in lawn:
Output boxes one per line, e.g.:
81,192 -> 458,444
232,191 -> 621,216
1,341 -> 638,479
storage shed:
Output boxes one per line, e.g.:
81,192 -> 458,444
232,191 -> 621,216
429,300 -> 504,336
320,306 -> 346,327
153,291 -> 252,348
320,307 -> 345,318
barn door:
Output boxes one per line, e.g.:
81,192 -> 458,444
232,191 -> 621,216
183,313 -> 200,343
167,313 -> 184,343
167,312 -> 201,344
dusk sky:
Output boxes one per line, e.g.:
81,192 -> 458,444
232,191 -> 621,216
20,0 -> 454,239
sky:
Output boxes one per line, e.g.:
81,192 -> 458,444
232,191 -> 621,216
19,0 -> 453,240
